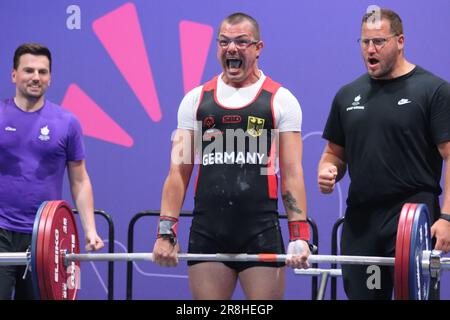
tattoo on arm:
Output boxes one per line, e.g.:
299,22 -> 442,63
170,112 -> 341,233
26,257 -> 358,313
282,191 -> 303,214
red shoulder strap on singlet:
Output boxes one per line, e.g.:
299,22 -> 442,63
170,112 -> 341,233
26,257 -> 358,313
202,76 -> 217,92
261,76 -> 282,94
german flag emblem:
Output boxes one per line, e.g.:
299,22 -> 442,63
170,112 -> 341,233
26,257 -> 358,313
247,116 -> 265,137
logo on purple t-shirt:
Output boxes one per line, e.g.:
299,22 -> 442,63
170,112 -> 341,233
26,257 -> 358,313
39,125 -> 50,141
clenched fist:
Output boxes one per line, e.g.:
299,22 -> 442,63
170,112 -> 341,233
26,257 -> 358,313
318,165 -> 338,194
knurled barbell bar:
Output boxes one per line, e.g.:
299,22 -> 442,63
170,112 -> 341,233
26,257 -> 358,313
0,201 -> 448,300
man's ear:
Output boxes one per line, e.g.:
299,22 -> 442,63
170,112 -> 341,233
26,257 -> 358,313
256,40 -> 264,59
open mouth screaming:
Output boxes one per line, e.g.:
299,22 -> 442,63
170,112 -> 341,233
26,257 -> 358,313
226,58 -> 242,70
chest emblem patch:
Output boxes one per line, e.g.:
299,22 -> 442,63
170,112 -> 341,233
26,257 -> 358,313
247,116 -> 265,137
39,125 -> 50,141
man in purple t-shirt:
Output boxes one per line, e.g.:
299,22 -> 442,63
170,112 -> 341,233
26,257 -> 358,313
0,43 -> 104,299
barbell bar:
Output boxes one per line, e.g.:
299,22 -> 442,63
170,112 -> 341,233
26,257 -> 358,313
2,251 -> 448,271
63,252 -> 396,266
0,200 -> 446,300
0,252 -> 397,267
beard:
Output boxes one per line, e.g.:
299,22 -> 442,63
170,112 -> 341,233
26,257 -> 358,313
366,55 -> 397,80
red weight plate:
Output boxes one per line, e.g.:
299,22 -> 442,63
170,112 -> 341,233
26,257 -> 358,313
41,201 -> 61,300
39,201 -> 80,300
398,203 -> 417,300
394,203 -> 410,299
40,201 -> 63,300
403,204 -> 418,300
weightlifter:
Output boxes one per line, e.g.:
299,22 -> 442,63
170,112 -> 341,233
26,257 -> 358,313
152,13 -> 311,299
318,8 -> 450,299
0,43 -> 104,300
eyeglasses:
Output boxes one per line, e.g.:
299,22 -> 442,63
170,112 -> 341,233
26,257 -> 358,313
357,34 -> 398,50
216,37 -> 259,49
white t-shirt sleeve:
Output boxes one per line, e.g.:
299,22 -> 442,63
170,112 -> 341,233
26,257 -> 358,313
273,87 -> 302,132
177,86 -> 203,130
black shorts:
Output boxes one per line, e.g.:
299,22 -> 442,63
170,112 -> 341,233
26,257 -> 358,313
187,221 -> 286,273
0,228 -> 34,300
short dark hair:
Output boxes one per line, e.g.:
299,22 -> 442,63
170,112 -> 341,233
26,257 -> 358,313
220,12 -> 261,40
362,8 -> 403,35
13,43 -> 52,71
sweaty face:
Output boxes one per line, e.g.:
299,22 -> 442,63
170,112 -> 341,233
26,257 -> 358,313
217,20 -> 263,87
12,54 -> 51,101
361,19 -> 403,79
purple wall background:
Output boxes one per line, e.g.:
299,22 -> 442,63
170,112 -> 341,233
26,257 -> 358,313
0,0 -> 449,300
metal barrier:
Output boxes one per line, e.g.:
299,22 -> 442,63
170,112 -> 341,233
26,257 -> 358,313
73,209 -> 115,300
126,211 -> 319,300
308,217 -> 319,299
295,268 -> 342,300
331,216 -> 345,300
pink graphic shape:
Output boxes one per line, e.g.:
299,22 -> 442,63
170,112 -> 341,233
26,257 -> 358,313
179,20 -> 213,93
61,84 -> 134,147
93,3 -> 161,122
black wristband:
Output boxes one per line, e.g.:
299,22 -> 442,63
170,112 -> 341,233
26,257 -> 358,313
157,216 -> 178,246
158,234 -> 178,246
439,213 -> 450,222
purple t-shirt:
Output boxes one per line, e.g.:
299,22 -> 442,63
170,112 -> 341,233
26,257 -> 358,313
0,99 -> 85,232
